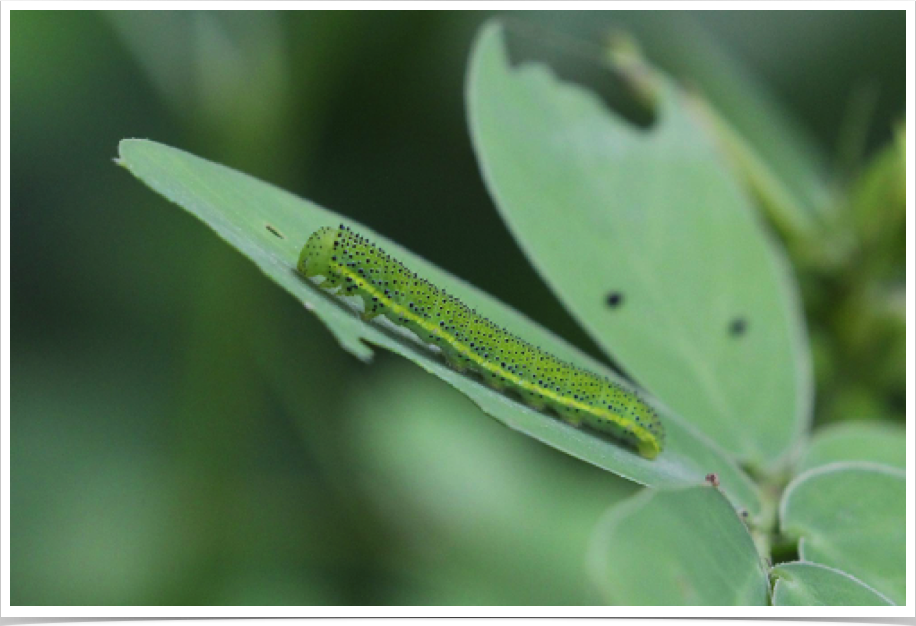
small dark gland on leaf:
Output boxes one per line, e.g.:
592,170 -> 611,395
740,510 -> 749,518
265,224 -> 285,239
729,317 -> 747,337
705,473 -> 720,487
606,291 -> 624,308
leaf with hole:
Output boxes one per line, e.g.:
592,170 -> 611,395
467,22 -> 811,471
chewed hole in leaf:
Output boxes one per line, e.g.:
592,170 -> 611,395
502,18 -> 657,130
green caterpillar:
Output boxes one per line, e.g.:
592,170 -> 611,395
298,225 -> 665,459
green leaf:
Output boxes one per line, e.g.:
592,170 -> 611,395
687,99 -> 819,239
588,486 -> 769,605
779,463 -> 905,604
612,13 -> 832,224
118,138 -> 761,516
798,422 -> 905,473
771,562 -> 894,606
467,22 -> 811,469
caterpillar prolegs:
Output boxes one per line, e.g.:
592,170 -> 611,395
298,225 -> 666,459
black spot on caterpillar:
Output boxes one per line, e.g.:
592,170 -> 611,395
298,225 -> 665,459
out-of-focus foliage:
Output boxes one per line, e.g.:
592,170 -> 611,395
291,357 -> 638,604
797,421 -> 906,473
11,10 -> 905,606
588,486 -> 768,605
779,464 -> 905,604
771,562 -> 894,606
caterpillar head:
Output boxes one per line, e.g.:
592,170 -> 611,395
298,226 -> 338,279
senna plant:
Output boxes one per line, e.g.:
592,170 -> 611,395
121,21 -> 905,606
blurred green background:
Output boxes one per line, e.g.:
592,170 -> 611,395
11,10 -> 905,605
